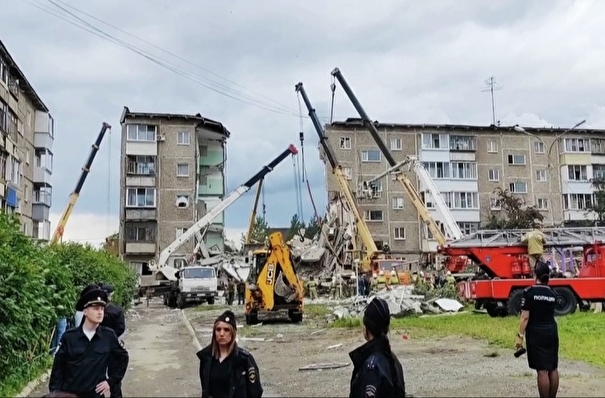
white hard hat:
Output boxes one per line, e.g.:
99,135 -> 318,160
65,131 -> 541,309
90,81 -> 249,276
419,271 -> 425,277
390,270 -> 397,276
372,273 -> 378,278
379,270 -> 384,276
446,271 -> 451,276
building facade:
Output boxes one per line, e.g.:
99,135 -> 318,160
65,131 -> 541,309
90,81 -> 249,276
118,107 -> 230,276
325,118 -> 605,259
0,40 -> 54,241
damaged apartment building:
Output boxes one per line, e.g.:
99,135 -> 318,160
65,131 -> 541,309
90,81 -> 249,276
0,40 -> 54,241
118,107 -> 231,277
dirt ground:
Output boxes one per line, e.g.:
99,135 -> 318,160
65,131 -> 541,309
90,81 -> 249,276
28,299 -> 605,397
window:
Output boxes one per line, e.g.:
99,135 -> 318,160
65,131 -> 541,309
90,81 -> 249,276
25,148 -> 30,164
534,141 -> 545,154
591,139 -> 605,155
339,137 -> 351,149
24,184 -> 29,202
390,138 -> 402,151
490,197 -> 501,210
450,192 -> 479,209
563,138 -> 590,153
177,131 -> 191,145
509,181 -> 528,193
361,150 -> 381,162
342,167 -> 352,180
487,140 -> 498,153
176,228 -> 187,239
507,154 -> 526,165
177,163 -> 190,177
423,162 -> 449,178
0,59 -> 7,85
363,210 -> 383,221
594,164 -> 605,179
457,222 -> 479,235
176,195 -> 189,208
536,169 -> 547,181
488,169 -> 500,181
567,165 -> 588,181
127,155 -> 155,175
422,133 -> 448,149
537,198 -> 549,210
450,135 -> 477,151
126,225 -> 155,241
126,124 -> 157,141
394,227 -> 406,240
451,162 -> 477,179
392,197 -> 404,209
563,193 -> 593,210
371,180 -> 383,197
126,188 -> 156,208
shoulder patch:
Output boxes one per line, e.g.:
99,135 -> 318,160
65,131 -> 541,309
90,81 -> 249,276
364,384 -> 377,398
247,366 -> 257,383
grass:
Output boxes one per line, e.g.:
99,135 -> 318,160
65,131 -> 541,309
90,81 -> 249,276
0,355 -> 52,397
304,304 -> 332,318
333,311 -> 605,368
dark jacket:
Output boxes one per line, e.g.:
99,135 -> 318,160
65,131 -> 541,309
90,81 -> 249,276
101,302 -> 126,338
349,337 -> 406,398
196,344 -> 263,398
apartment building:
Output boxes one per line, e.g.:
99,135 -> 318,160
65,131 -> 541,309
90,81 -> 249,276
118,107 -> 230,276
324,118 -> 605,260
0,40 -> 54,241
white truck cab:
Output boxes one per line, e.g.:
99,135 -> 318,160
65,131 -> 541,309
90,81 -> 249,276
164,265 -> 218,309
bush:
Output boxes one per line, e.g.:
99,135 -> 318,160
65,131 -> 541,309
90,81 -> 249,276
0,212 -> 138,396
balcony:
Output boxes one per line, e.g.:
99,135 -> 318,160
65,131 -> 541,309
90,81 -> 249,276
34,165 -> 52,185
34,132 -> 54,151
32,189 -> 52,221
198,145 -> 224,167
449,135 -> 477,152
198,173 -> 224,196
33,220 -> 51,241
125,242 -> 156,254
125,208 -> 157,221
126,156 -> 156,186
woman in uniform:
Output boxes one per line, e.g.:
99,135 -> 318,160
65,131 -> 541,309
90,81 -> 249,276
349,297 -> 406,398
516,262 -> 560,398
196,310 -> 263,398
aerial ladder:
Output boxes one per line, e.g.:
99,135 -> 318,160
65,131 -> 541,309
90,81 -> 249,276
243,178 -> 266,254
51,122 -> 110,244
295,82 -> 391,275
147,144 -> 299,283
330,68 -> 463,253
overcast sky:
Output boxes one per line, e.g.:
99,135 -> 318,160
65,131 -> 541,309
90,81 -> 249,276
2,0 -> 604,246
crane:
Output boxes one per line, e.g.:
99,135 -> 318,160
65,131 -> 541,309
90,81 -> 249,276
51,122 -> 110,244
243,177 -> 265,252
295,82 -> 385,274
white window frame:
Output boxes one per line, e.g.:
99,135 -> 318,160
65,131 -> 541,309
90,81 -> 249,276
363,210 -> 383,222
126,124 -> 157,142
392,197 -> 404,210
537,198 -> 549,210
422,133 -> 448,149
361,150 -> 381,163
390,138 -> 402,151
177,131 -> 191,145
563,137 -> 590,153
507,154 -> 526,165
451,192 -> 479,209
176,163 -> 190,177
424,162 -> 449,179
126,188 -> 157,208
509,181 -> 528,193
488,169 -> 500,182
567,165 -> 588,181
451,162 -> 477,180
490,197 -> 501,210
536,169 -> 547,182
342,166 -> 352,180
339,137 -> 351,150
563,193 -> 593,210
394,227 -> 406,240
534,141 -> 545,154
487,140 -> 498,153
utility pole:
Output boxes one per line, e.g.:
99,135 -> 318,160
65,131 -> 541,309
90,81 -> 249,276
482,76 -> 502,126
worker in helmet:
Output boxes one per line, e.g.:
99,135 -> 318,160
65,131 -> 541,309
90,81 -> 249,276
415,271 -> 427,289
445,271 -> 456,286
370,273 -> 378,293
376,270 -> 387,290
389,270 -> 400,286
307,276 -> 318,300
522,223 -> 546,271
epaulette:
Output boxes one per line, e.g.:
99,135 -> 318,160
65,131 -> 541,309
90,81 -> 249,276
366,354 -> 377,370
237,347 -> 251,357
523,285 -> 532,293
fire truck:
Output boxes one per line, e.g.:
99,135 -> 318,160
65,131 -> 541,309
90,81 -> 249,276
442,227 -> 605,317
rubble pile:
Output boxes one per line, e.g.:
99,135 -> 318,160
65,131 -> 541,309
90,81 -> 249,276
328,285 -> 464,320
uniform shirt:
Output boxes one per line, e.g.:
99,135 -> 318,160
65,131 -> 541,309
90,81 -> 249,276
209,354 -> 235,397
49,325 -> 129,395
101,302 -> 126,338
521,285 -> 557,328
522,229 -> 546,255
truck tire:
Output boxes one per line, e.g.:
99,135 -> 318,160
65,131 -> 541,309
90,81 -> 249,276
163,293 -> 168,306
168,294 -> 177,308
507,289 -> 524,316
207,297 -> 215,305
553,287 -> 577,316
245,311 -> 259,325
177,294 -> 186,309
289,309 -> 303,323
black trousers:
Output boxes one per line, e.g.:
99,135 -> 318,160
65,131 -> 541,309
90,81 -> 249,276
110,381 -> 123,398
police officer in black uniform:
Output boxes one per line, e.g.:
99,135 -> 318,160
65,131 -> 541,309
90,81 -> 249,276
349,297 -> 406,398
49,287 -> 129,397
516,262 -> 560,398
100,283 -> 127,397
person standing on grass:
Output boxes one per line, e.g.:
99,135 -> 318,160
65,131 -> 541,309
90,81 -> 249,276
49,287 -> 129,398
196,310 -> 263,398
516,262 -> 560,398
349,297 -> 406,398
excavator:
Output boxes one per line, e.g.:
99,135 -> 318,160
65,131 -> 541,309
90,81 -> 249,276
295,82 -> 410,284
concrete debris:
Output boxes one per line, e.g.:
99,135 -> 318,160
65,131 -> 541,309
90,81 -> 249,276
299,362 -> 350,371
326,343 -> 342,350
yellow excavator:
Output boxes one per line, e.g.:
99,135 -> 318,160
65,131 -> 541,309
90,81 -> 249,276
244,231 -> 305,325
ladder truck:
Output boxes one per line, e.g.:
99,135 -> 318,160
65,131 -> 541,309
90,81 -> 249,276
442,227 -> 605,317
330,68 -> 464,268
143,144 -> 298,307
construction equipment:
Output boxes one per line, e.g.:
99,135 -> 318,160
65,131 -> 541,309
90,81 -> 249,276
51,123 -> 110,244
444,227 -> 605,317
143,144 -> 299,306
244,231 -> 305,325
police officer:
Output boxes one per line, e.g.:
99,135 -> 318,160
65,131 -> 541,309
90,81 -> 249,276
349,297 -> 406,398
100,284 -> 126,397
49,287 -> 129,397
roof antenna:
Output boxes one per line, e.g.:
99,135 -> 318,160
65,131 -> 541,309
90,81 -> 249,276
481,76 -> 502,126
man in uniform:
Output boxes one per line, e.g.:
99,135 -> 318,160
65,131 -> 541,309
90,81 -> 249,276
49,287 -> 129,397
389,270 -> 400,286
376,270 -> 387,290
307,276 -> 318,300
522,223 -> 547,270
100,284 -> 126,398
446,271 -> 456,286
226,278 -> 236,305
237,281 -> 246,305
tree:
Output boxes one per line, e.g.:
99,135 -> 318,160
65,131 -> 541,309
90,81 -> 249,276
587,177 -> 605,222
286,214 -> 306,241
483,188 -> 544,229
240,215 -> 270,246
304,216 -> 321,239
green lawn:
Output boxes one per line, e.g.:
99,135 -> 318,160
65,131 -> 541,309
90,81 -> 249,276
334,311 -> 605,368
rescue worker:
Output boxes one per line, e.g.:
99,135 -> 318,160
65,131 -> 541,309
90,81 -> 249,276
331,276 -> 341,299
349,297 -> 406,398
307,276 -> 318,300
226,278 -> 236,305
237,281 -> 246,305
100,284 -> 126,398
522,223 -> 547,270
370,273 -> 378,293
49,287 -> 129,397
446,271 -> 456,286
390,270 -> 400,286
196,310 -> 263,398
376,271 -> 387,290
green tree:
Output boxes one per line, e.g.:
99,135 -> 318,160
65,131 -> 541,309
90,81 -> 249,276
240,215 -> 270,246
483,188 -> 544,229
304,216 -> 321,239
587,177 -> 605,222
286,214 -> 306,241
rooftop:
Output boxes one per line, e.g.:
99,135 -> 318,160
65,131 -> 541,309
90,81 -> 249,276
329,118 -> 604,135
0,40 -> 49,112
120,106 -> 231,138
